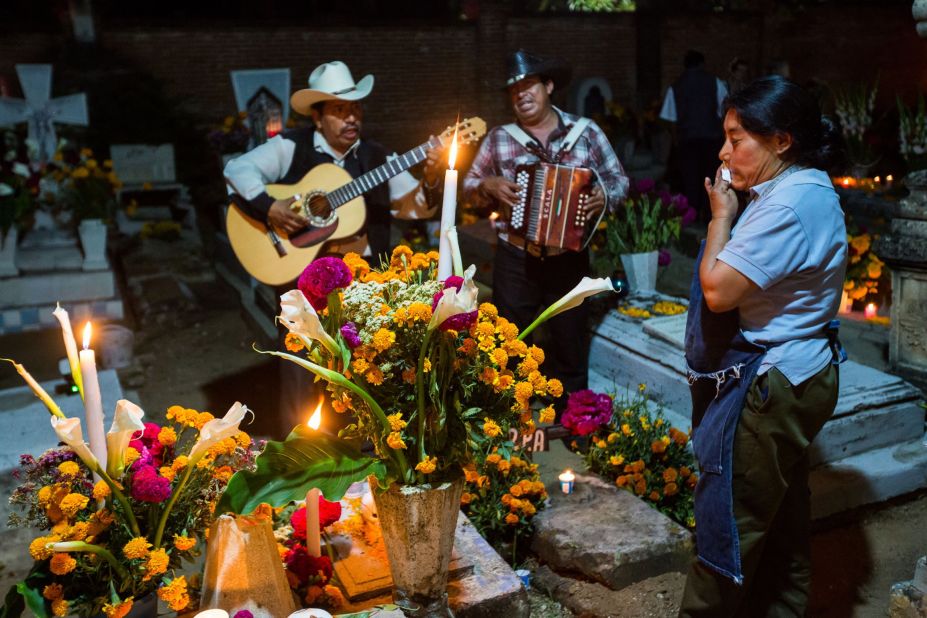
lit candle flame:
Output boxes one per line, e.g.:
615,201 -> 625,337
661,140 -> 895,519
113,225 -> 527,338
82,322 -> 92,350
307,400 -> 323,430
448,127 -> 458,171
886,174 -> 894,182
874,176 -> 881,183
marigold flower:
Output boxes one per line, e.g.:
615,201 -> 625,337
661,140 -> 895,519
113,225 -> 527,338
157,575 -> 190,611
174,534 -> 197,551
497,460 -> 511,474
505,513 -> 519,525
124,447 -> 141,466
664,482 -> 679,496
365,366 -> 384,385
482,418 -> 502,438
649,490 -> 661,501
43,583 -> 64,601
485,453 -> 501,465
622,423 -> 633,436
123,536 -> 152,559
608,432 -> 620,443
652,436 -> 670,454
92,480 -> 111,500
458,338 -> 478,355
57,461 -> 80,477
387,413 -> 407,432
143,548 -> 169,580
285,332 -> 306,352
372,328 -> 396,352
460,492 -> 473,505
30,536 -> 56,560
407,302 -> 433,322
351,357 -> 370,374
478,302 -> 498,320
415,456 -> 437,475
663,468 -> 679,483
213,465 -> 233,482
680,466 -> 691,478
596,439 -> 607,449
172,455 -> 189,471
539,405 -> 556,424
497,321 -> 519,341
520,501 -> 537,516
386,432 -> 407,450
517,357 -> 539,377
158,426 -> 177,446
610,455 -> 625,466
510,484 -> 523,497
102,598 -> 134,618
59,493 -> 89,518
51,598 -> 69,617
423,358 -> 432,373
195,411 -> 215,430
49,553 -> 77,575
669,427 -> 689,446
547,378 -> 564,398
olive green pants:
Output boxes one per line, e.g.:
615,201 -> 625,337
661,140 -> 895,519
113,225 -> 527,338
679,363 -> 838,617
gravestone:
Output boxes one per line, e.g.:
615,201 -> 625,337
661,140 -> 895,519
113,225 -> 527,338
588,308 -> 927,519
110,144 -> 195,236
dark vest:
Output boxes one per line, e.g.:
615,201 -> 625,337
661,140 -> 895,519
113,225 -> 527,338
279,127 -> 393,257
673,67 -> 722,142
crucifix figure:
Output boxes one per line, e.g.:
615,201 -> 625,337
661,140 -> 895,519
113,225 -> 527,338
0,64 -> 89,163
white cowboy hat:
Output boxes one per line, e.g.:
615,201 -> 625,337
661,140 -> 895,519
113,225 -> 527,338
290,61 -> 374,115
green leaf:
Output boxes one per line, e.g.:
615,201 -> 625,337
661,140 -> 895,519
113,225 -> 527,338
0,583 -> 25,618
13,580 -> 46,618
217,425 -> 387,514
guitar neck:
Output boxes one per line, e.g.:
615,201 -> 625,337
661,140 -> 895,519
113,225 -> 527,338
327,136 -> 442,208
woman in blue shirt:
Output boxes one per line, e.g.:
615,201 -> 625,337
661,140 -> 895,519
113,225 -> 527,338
680,76 -> 847,616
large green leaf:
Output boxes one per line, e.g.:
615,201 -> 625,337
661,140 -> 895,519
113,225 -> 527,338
3,565 -> 49,618
217,425 -> 386,515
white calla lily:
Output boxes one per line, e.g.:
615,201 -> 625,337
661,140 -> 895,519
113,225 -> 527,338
105,399 -> 146,477
518,276 -> 616,341
189,401 -> 249,464
428,264 -> 479,331
279,289 -> 340,355
50,416 -> 99,471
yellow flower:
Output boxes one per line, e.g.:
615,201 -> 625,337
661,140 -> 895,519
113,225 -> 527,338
528,345 -> 545,364
51,598 -> 69,617
43,583 -> 64,601
157,576 -> 190,611
195,411 -> 215,430
596,439 -> 607,449
158,426 -> 177,446
59,493 -> 89,518
850,234 -> 871,254
547,379 -> 564,398
57,461 -> 80,477
485,453 -> 501,465
423,358 -> 432,373
387,432 -> 407,450
351,357 -> 370,374
607,432 -> 620,443
174,534 -> 197,551
30,535 -> 56,560
37,485 -> 53,506
235,431 -> 251,448
479,302 -> 498,320
621,423 -> 633,436
387,413 -> 407,431
372,328 -> 396,352
123,536 -> 152,559
92,480 -> 111,501
610,455 -> 625,466
415,456 -> 437,474
482,418 -> 502,438
407,302 -> 433,322
159,466 -> 176,482
638,383 -> 647,392
102,598 -> 134,618
143,548 -> 169,580
172,455 -> 189,471
124,447 -> 141,466
213,465 -> 233,482
365,366 -> 384,385
505,513 -> 519,525
285,332 -> 305,352
49,553 -> 77,575
539,405 -> 556,424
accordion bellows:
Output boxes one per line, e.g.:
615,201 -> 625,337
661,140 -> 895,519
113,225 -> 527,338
510,162 -> 595,252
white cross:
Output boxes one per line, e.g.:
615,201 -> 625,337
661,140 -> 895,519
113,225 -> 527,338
0,64 -> 89,163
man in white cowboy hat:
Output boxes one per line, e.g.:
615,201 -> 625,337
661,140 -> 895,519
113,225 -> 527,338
224,60 -> 444,433
463,49 -> 629,419
225,59 -> 443,260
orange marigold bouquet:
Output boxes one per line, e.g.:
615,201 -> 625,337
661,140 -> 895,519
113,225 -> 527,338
220,246 -> 614,513
567,385 -> 697,529
1,396 -> 259,618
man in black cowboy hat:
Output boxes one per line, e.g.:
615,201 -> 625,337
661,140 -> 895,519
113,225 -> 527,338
463,49 -> 629,416
224,60 -> 444,434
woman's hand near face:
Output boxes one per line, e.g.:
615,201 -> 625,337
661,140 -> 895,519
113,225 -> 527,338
704,166 -> 739,222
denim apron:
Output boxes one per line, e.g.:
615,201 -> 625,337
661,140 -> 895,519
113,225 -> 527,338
684,240 -> 765,584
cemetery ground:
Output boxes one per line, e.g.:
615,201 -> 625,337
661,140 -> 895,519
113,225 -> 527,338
0,238 -> 924,617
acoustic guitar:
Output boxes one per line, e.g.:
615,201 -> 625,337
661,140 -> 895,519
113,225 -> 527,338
225,117 -> 486,286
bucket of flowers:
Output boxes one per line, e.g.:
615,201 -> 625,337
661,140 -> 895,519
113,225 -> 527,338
218,245 -> 615,615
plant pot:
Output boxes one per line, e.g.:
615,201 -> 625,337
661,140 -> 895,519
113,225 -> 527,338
620,250 -> 659,296
78,218 -> 108,271
0,227 -> 19,277
371,475 -> 464,617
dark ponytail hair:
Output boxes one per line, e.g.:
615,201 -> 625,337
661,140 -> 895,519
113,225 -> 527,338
722,75 -> 846,172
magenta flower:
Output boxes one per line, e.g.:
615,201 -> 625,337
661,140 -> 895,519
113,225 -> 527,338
130,465 -> 172,502
129,422 -> 165,467
562,390 -> 614,436
233,612 -> 254,618
340,322 -> 362,348
658,249 -> 672,267
298,257 -> 353,311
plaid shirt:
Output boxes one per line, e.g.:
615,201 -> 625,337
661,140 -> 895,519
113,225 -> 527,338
462,109 -> 629,235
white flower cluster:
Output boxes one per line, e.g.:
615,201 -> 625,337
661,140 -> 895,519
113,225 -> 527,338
341,278 -> 442,341
834,82 -> 877,142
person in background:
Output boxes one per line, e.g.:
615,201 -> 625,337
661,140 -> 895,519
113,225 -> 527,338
660,50 -> 728,222
726,57 -> 750,95
679,75 -> 847,617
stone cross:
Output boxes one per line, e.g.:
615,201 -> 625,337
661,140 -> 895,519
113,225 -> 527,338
0,64 -> 89,163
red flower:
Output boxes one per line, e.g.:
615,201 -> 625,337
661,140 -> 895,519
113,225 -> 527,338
290,497 -> 342,541
283,544 -> 333,587
298,257 -> 353,311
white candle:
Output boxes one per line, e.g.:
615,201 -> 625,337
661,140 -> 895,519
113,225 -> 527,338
558,469 -> 575,495
52,304 -> 83,398
79,322 -> 107,480
437,131 -> 459,281
864,302 -> 878,319
193,610 -> 229,618
306,488 -> 321,558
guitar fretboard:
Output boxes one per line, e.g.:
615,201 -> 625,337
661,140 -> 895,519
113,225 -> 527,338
327,136 -> 443,208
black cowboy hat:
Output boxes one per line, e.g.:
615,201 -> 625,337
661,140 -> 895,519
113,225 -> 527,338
504,49 -> 572,91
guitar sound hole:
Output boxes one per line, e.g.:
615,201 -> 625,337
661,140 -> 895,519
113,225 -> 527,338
306,193 -> 335,224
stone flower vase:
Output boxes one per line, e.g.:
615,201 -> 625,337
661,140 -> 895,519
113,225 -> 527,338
78,218 -> 108,271
371,475 -> 464,617
620,250 -> 659,295
0,227 -> 19,277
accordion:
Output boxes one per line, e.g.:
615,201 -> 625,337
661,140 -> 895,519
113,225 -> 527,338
509,162 -> 596,252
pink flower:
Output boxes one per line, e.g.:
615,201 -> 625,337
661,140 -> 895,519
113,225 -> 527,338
233,612 -> 254,618
130,465 -> 172,502
340,322 -> 362,349
129,422 -> 165,467
562,390 -> 613,436
298,257 -> 353,311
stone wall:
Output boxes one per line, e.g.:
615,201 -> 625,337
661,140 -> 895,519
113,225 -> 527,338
0,4 -> 921,151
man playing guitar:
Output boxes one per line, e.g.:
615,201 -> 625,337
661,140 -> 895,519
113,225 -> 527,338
224,59 -> 444,264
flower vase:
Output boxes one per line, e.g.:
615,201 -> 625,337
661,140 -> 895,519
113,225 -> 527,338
371,475 -> 464,617
0,227 -> 19,277
78,218 -> 108,271
620,250 -> 659,296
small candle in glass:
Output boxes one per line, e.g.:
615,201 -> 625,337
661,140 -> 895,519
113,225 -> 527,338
558,469 -> 575,495
864,302 -> 878,319
886,174 -> 894,189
